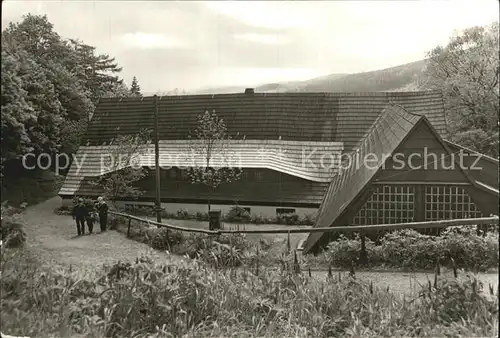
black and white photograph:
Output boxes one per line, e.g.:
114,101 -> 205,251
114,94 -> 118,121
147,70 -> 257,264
1,0 -> 499,337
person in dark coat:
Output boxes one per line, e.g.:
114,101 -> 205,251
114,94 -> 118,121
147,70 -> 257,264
85,199 -> 96,234
72,198 -> 88,236
96,196 -> 109,232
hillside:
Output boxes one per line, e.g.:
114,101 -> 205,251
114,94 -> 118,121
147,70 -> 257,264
301,59 -> 426,92
189,59 -> 427,94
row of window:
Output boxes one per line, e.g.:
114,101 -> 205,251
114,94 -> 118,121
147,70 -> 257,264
352,185 -> 483,225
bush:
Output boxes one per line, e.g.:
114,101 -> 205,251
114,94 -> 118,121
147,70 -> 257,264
149,227 -> 185,251
0,218 -> 27,248
439,226 -> 499,271
195,211 -> 209,221
54,205 -> 72,215
324,227 -> 499,271
326,234 -> 383,268
380,229 -> 442,270
1,203 -> 27,248
223,206 -> 251,223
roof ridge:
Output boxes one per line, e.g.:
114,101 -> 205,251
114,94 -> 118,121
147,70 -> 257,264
96,90 -> 443,101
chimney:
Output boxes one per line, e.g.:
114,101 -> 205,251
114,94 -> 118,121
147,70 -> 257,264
245,88 -> 254,95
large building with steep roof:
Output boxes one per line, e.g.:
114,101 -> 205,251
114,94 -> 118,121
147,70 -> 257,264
59,89 -> 467,218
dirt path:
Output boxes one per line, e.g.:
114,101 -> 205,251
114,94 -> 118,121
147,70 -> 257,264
19,197 -> 183,276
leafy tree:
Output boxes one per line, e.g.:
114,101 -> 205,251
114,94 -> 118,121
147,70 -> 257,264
130,76 -> 142,97
1,14 -> 131,166
90,129 -> 151,207
1,50 -> 35,163
186,110 -> 242,211
422,21 -> 499,157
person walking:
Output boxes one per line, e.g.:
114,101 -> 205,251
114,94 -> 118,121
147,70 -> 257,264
96,196 -> 109,232
85,199 -> 96,234
72,198 -> 88,236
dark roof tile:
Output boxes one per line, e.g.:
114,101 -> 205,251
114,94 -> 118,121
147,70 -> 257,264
84,91 -> 447,152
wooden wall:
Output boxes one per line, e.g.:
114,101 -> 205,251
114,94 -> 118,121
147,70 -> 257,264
77,168 -> 329,207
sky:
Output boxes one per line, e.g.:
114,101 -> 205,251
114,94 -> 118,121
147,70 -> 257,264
2,0 -> 499,93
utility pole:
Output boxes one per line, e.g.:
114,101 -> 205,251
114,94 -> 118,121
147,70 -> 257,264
153,95 -> 162,223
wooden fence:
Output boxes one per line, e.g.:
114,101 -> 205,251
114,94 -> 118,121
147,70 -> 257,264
109,210 -> 498,237
108,211 -> 498,267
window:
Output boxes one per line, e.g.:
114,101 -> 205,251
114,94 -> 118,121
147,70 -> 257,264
277,208 -> 295,215
255,171 -> 263,181
425,186 -> 482,220
353,185 -> 415,225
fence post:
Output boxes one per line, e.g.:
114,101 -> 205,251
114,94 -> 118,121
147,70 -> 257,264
359,232 -> 368,265
127,216 -> 132,238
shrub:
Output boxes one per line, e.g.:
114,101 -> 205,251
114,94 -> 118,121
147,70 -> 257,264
195,211 -> 209,221
224,206 -> 251,223
1,203 -> 27,248
439,226 -> 499,271
0,218 -> 27,248
380,229 -> 442,270
149,227 -> 185,251
324,227 -> 499,271
300,213 -> 316,225
54,205 -> 72,215
326,234 -> 382,268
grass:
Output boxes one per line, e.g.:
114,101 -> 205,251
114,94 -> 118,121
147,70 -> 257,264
1,245 -> 498,338
3,197 -> 498,337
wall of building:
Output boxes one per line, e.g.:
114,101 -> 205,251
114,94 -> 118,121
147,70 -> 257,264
113,200 -> 318,218
76,167 -> 329,206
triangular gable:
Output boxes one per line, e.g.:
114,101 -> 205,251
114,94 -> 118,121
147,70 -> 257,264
375,119 -> 477,185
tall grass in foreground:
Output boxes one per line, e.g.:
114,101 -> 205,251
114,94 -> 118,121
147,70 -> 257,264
1,247 -> 498,338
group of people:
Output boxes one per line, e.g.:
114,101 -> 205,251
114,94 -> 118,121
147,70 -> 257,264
71,196 -> 109,236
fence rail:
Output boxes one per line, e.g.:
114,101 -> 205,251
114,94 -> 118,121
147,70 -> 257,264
109,210 -> 499,237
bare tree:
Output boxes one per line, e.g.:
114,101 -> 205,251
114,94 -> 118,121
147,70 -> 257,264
90,128 -> 151,208
186,110 -> 242,211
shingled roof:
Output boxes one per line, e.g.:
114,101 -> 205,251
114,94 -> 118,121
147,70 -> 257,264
61,90 -> 448,198
302,105 -> 426,253
84,90 -> 447,152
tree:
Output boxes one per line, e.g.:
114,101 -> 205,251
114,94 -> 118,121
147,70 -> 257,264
186,110 -> 242,212
1,14 -> 131,166
90,129 -> 151,208
422,21 -> 499,157
1,51 -> 35,163
67,39 -> 125,104
130,76 -> 142,97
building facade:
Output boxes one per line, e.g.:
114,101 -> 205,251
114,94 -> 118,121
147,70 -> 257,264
59,89 -> 453,218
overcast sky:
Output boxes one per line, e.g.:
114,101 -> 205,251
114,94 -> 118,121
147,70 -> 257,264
2,0 -> 498,93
